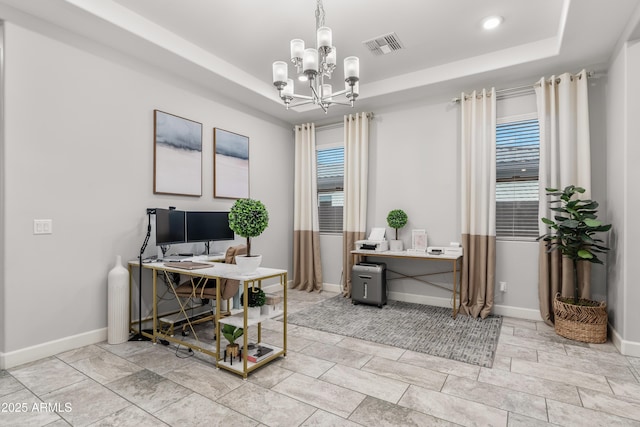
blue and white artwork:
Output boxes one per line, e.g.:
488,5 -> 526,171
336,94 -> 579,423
214,128 -> 249,198
154,110 -> 202,196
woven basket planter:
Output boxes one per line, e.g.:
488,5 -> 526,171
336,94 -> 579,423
553,293 -> 607,343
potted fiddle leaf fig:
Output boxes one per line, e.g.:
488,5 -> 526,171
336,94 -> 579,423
538,185 -> 611,343
228,198 -> 269,274
386,209 -> 408,251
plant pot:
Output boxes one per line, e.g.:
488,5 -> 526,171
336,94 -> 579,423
248,306 -> 261,319
389,240 -> 403,252
553,293 -> 607,343
235,254 -> 262,275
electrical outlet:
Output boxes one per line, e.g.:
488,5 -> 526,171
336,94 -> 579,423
499,281 -> 507,292
33,219 -> 53,235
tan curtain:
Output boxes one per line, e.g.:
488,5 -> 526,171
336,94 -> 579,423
460,88 -> 497,319
292,123 -> 323,292
342,113 -> 370,297
536,70 -> 591,324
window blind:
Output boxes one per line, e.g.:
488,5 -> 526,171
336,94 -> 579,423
496,118 -> 540,239
317,146 -> 344,233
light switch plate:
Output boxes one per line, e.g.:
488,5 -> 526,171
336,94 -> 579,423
34,219 -> 53,235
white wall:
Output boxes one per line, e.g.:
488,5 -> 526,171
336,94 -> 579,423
0,22 -> 293,367
627,41 -> 640,345
315,78 -> 608,319
604,39 -> 640,349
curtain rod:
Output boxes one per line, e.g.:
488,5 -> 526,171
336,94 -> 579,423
451,70 -> 595,103
293,112 -> 375,131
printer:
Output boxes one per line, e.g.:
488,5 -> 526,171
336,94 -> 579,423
355,227 -> 389,252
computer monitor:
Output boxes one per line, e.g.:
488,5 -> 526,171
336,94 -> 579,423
155,208 -> 186,245
186,211 -> 234,243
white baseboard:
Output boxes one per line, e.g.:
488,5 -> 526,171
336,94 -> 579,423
381,291 -> 543,321
321,282 -> 341,293
491,304 -> 543,321
609,325 -> 640,357
0,328 -> 107,370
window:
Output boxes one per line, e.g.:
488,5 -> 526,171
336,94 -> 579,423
496,116 -> 540,239
317,146 -> 344,233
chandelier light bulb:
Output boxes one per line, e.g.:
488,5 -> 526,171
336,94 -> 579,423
326,47 -> 336,66
303,48 -> 319,74
283,79 -> 294,97
317,26 -> 332,49
272,61 -> 288,84
290,39 -> 304,61
321,84 -> 332,101
344,56 -> 360,79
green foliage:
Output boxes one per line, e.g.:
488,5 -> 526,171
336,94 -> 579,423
386,209 -> 408,240
228,198 -> 269,256
243,287 -> 266,307
221,324 -> 243,344
538,185 -> 611,303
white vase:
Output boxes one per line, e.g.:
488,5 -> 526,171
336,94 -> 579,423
389,240 -> 404,252
235,254 -> 262,275
107,255 -> 129,344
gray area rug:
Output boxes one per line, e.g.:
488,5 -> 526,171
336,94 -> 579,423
286,295 -> 502,368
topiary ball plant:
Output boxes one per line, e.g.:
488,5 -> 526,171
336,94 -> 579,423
228,198 -> 269,257
243,287 -> 266,307
386,209 -> 408,240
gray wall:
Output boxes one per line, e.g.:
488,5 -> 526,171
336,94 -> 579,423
1,22 -> 293,366
607,38 -> 640,348
317,78 -> 609,320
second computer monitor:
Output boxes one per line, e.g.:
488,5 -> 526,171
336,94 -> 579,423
186,211 -> 234,243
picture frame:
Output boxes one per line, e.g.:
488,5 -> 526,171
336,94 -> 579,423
411,229 -> 428,251
153,110 -> 202,196
214,128 -> 249,199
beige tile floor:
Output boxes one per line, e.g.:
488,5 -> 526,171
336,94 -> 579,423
2,289 -> 640,426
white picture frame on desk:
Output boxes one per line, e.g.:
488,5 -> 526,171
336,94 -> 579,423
411,229 -> 427,252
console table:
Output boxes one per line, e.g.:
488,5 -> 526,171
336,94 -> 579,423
128,259 -> 287,378
351,250 -> 462,318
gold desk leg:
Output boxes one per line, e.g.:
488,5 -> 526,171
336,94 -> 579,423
453,258 -> 459,319
283,272 -> 287,355
242,279 -> 248,379
215,277 -> 221,361
152,269 -> 158,343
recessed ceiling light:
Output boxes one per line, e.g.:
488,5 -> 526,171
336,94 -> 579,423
482,16 -> 503,30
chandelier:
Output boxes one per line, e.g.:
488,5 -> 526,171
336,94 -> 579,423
271,0 -> 360,113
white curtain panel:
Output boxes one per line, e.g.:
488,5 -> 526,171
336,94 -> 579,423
342,112 -> 370,297
292,123 -> 323,292
536,69 -> 591,322
460,88 -> 497,319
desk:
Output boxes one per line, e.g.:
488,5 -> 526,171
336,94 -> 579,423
128,259 -> 287,378
351,250 -> 462,318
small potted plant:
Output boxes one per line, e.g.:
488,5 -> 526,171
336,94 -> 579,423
221,324 -> 243,363
538,185 -> 611,343
386,209 -> 408,251
243,286 -> 266,319
228,198 -> 269,274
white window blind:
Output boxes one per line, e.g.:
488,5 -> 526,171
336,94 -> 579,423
496,118 -> 540,239
317,146 -> 344,233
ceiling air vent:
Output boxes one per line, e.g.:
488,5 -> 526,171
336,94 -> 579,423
363,32 -> 404,56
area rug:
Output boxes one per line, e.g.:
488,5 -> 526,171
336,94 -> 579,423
285,296 -> 502,368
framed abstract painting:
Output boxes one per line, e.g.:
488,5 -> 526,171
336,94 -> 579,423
153,110 -> 202,196
213,128 -> 249,199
